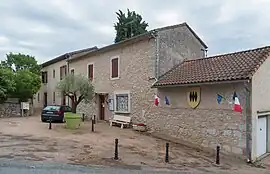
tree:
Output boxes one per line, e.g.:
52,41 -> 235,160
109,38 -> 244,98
0,53 -> 42,102
114,9 -> 149,43
0,68 -> 15,103
1,53 -> 41,75
12,70 -> 41,102
56,74 -> 95,113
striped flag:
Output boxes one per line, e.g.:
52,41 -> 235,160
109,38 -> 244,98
233,92 -> 242,113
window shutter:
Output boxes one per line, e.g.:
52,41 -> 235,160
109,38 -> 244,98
60,67 -> 62,80
88,64 -> 93,80
64,65 -> 67,76
111,58 -> 118,78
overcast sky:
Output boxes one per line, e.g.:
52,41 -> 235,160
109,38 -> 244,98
0,0 -> 270,63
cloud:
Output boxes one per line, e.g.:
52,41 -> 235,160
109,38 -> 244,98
0,0 -> 270,63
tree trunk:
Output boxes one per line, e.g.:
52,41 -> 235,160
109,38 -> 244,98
71,104 -> 77,113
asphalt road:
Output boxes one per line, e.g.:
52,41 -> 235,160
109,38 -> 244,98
0,159 -> 195,174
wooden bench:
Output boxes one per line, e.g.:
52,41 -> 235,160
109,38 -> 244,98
110,115 -> 131,129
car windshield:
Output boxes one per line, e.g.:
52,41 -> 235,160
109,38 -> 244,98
43,105 -> 60,111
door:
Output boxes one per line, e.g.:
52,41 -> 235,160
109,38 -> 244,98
43,92 -> 47,108
257,116 -> 267,157
61,92 -> 66,105
99,95 -> 105,120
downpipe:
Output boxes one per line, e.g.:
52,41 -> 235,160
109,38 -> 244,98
244,80 -> 251,163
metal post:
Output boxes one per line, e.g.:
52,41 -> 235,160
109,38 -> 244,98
114,138 -> 119,160
93,115 -> 96,124
165,142 -> 169,163
91,116 -> 94,132
82,113 -> 85,122
216,145 -> 220,165
49,117 -> 52,130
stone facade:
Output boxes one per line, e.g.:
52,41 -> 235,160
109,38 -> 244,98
33,59 -> 68,109
69,39 -> 156,123
157,25 -> 206,77
68,24 -> 206,123
146,83 -> 251,157
0,98 -> 33,118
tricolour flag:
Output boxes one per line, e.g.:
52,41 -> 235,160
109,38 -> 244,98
233,92 -> 242,113
165,96 -> 170,105
154,95 -> 160,106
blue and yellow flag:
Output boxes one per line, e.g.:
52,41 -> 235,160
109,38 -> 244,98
217,94 -> 225,104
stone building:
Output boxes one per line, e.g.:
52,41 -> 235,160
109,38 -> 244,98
33,47 -> 98,110
67,22 -> 207,123
151,46 -> 270,162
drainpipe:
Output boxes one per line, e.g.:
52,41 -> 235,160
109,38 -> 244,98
65,53 -> 71,106
244,80 -> 251,162
151,31 -> 160,79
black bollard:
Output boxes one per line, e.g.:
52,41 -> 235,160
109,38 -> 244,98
82,113 -> 85,122
91,116 -> 94,132
114,138 -> 119,160
93,115 -> 96,124
49,117 -> 52,130
165,142 -> 169,163
216,145 -> 220,165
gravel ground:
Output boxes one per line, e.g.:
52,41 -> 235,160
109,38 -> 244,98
0,116 -> 269,174
0,159 -> 204,174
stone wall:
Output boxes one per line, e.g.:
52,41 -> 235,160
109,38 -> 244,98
146,83 -> 251,157
0,98 -> 33,118
157,24 -> 206,77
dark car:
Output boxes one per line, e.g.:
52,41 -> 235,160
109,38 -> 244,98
41,105 -> 72,123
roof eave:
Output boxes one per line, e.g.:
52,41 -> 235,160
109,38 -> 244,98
152,79 -> 249,88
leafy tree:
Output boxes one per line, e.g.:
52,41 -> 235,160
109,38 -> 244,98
0,53 -> 42,102
12,70 -> 41,102
114,9 -> 149,43
56,74 -> 95,113
1,53 -> 41,75
0,68 -> 15,103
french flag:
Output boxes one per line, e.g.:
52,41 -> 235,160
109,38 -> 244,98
154,95 -> 160,106
233,92 -> 242,113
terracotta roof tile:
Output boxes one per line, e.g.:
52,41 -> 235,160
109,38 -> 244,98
153,46 -> 270,87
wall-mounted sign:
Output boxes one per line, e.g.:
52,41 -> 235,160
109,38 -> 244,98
187,87 -> 201,109
21,102 -> 30,110
108,99 -> 114,111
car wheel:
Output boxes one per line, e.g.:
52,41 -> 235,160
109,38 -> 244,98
41,117 -> 46,122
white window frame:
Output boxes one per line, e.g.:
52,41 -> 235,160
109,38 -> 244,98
70,68 -> 75,75
87,62 -> 94,81
114,90 -> 131,114
110,56 -> 120,80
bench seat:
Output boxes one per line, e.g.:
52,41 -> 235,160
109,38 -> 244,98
110,115 -> 131,129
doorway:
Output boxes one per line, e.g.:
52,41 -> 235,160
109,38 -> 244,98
62,92 -> 66,105
99,94 -> 105,120
257,116 -> 267,157
43,92 -> 47,108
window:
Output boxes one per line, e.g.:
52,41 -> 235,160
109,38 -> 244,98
53,69 -> 55,78
37,93 -> 40,102
64,106 -> 72,112
41,71 -> 48,83
87,63 -> 94,81
114,91 -> 130,113
53,92 -> 55,103
111,57 -> 119,79
43,105 -> 60,111
60,65 -> 67,80
70,68 -> 74,75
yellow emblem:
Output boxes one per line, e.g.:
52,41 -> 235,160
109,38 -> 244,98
187,87 -> 201,109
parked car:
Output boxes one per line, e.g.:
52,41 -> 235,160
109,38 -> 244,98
41,105 -> 72,123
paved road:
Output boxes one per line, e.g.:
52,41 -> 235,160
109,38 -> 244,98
0,159 -> 203,174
